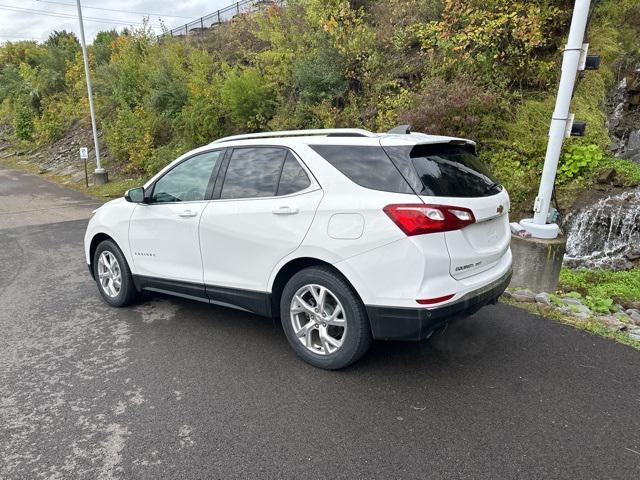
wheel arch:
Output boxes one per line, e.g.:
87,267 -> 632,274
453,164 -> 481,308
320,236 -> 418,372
269,257 -> 363,321
88,233 -> 116,279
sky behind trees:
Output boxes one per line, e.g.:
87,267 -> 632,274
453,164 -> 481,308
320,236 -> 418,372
0,0 -> 229,42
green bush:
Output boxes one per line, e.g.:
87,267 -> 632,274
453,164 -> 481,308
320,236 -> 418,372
13,100 -> 35,140
34,96 -> 75,143
410,0 -> 568,88
558,143 -> 604,183
104,106 -> 156,170
141,143 -> 186,175
293,43 -> 348,103
221,67 -> 276,131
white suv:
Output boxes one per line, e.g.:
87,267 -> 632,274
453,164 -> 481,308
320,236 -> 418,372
84,127 -> 512,369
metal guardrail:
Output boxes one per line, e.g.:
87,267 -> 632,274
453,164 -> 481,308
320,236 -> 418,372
165,0 -> 284,37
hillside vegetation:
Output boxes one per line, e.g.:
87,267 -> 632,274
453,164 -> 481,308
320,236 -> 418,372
1,0 -> 640,213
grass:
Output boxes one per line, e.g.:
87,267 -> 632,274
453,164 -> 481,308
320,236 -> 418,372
87,176 -> 146,199
558,268 -> 640,305
597,156 -> 640,186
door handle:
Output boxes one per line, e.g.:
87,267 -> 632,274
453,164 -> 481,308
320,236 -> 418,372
272,206 -> 299,215
178,210 -> 198,218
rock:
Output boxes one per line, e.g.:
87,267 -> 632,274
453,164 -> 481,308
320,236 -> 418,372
600,316 -> 628,331
610,140 -> 623,155
629,152 -> 640,165
560,304 -> 591,317
534,292 -> 552,306
615,312 -> 631,324
561,297 -> 584,306
597,168 -> 616,184
624,301 -> 640,310
573,305 -> 591,315
624,249 -> 640,262
628,326 -> 640,341
512,290 -> 536,303
626,309 -> 640,325
627,129 -> 640,153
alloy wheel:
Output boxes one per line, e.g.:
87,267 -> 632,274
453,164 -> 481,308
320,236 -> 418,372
290,284 -> 347,355
97,251 -> 122,298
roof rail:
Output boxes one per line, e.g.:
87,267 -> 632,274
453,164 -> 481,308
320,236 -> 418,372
210,128 -> 377,144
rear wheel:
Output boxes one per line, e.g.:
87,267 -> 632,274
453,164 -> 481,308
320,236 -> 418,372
93,239 -> 138,307
280,267 -> 372,370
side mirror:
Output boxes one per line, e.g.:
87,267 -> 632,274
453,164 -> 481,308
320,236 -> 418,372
125,186 -> 146,203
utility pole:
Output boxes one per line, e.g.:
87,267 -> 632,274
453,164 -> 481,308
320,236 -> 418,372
75,0 -> 108,185
520,0 -> 592,239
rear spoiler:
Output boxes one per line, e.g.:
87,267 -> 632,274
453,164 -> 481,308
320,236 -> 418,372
447,139 -> 477,155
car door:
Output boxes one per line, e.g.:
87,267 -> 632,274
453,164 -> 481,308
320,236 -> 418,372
128,149 -> 224,295
200,147 -> 323,301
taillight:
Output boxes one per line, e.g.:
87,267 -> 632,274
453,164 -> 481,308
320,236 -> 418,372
383,204 -> 475,236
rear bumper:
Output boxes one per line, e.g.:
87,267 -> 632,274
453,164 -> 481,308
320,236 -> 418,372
366,269 -> 512,341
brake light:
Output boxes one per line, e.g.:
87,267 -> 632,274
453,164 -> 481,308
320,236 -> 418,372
383,204 -> 475,236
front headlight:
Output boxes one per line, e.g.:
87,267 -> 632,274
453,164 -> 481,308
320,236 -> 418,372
89,209 -> 98,220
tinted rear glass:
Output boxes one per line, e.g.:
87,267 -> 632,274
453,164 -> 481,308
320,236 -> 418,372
384,144 -> 501,198
310,145 -> 413,194
277,152 -> 311,195
221,147 -> 287,199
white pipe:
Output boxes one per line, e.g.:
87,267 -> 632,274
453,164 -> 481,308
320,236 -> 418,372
76,0 -> 103,173
525,0 -> 591,238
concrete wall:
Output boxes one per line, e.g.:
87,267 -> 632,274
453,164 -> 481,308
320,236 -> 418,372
510,234 -> 567,293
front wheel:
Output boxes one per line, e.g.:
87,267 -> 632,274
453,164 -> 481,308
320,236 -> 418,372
93,239 -> 138,307
280,267 -> 372,370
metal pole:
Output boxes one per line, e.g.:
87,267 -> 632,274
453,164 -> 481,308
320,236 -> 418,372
83,156 -> 89,188
75,0 -> 107,183
520,0 -> 591,239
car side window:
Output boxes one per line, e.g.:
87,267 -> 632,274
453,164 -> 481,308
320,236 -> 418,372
221,147 -> 287,199
151,151 -> 222,203
277,152 -> 311,196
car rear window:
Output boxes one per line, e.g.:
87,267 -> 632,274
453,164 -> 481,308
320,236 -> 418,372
221,147 -> 287,199
383,144 -> 501,198
310,145 -> 413,194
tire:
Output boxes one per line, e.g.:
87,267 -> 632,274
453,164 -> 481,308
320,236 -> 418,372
93,239 -> 138,307
280,266 -> 372,370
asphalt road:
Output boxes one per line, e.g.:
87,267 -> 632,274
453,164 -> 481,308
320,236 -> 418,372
1,167 -> 639,480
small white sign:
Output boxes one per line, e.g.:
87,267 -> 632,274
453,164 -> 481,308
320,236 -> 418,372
79,147 -> 89,159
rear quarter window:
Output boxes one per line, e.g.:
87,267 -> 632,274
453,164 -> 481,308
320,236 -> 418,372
277,152 -> 311,196
310,145 -> 413,194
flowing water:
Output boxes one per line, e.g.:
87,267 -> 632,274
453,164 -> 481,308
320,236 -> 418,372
564,188 -> 640,270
